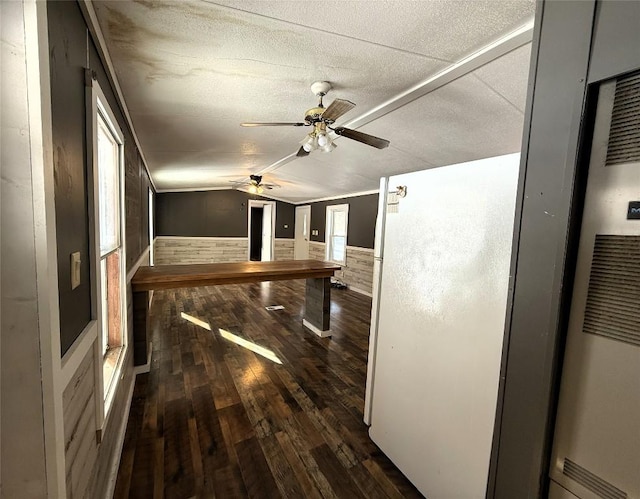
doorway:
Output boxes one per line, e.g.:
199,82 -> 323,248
294,205 -> 311,259
248,199 -> 276,261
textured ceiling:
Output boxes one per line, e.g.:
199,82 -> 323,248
93,0 -> 535,202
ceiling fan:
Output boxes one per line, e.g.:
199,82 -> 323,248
231,174 -> 279,194
240,81 -> 390,157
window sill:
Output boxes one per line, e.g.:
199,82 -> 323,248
103,345 -> 124,406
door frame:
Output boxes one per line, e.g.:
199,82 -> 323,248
247,199 -> 276,261
294,205 -> 311,260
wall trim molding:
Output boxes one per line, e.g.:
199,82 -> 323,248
126,245 -> 150,283
102,366 -> 136,499
296,190 -> 379,205
346,245 -> 375,253
348,286 -> 373,298
310,241 -> 375,253
60,320 -> 98,388
155,186 -> 231,193
155,236 -> 248,241
155,186 -> 295,204
275,238 -> 295,241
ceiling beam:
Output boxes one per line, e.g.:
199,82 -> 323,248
259,20 -> 534,177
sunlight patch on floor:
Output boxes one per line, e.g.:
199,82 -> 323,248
180,311 -> 212,331
219,328 -> 283,365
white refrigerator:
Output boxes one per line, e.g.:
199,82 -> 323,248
364,153 -> 520,498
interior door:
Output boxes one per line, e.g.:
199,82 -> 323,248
294,205 -> 311,259
261,203 -> 273,261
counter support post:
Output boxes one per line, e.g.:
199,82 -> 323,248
303,277 -> 332,337
133,290 -> 149,366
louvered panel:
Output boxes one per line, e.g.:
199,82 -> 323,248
583,235 -> 640,347
563,459 -> 627,499
606,69 -> 640,165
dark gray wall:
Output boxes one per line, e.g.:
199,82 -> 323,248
490,1 -> 640,497
49,1 -> 91,356
48,1 -> 152,355
308,194 -> 378,249
156,190 -> 295,239
588,0 -> 640,84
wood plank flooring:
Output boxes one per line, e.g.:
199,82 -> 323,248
114,280 -> 423,498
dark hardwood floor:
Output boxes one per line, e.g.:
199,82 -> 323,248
114,280 -> 423,498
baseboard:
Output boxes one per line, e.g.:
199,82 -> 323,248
348,286 -> 373,298
102,368 -> 136,499
302,319 -> 332,338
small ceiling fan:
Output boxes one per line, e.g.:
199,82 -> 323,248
231,174 -> 279,194
241,81 -> 390,157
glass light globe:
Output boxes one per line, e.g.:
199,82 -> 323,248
317,133 -> 328,147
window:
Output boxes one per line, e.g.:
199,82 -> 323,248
325,204 -> 349,264
92,89 -> 126,411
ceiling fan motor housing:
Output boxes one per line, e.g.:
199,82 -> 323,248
304,106 -> 326,123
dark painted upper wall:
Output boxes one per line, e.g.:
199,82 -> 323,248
49,1 -> 91,356
308,194 -> 379,249
156,190 -> 295,239
48,1 -> 151,355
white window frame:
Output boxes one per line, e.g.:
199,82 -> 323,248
325,203 -> 349,265
88,79 -> 128,424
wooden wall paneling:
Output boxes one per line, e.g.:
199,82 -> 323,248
275,238 -> 295,261
309,242 -> 375,295
125,147 -> 141,271
63,347 -> 98,498
155,237 -> 249,265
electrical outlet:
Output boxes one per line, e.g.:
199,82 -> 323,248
71,252 -> 81,289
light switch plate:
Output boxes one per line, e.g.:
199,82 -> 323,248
71,252 -> 81,289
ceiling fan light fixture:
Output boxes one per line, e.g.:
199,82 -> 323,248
321,141 -> 336,153
300,133 -> 318,152
317,132 -> 328,147
248,184 -> 258,194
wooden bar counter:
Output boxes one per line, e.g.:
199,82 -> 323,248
131,260 -> 341,365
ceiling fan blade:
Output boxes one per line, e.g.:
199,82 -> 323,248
321,99 -> 356,123
296,146 -> 310,157
333,127 -> 390,149
240,122 -> 307,127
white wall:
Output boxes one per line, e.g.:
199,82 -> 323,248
1,1 -> 61,495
